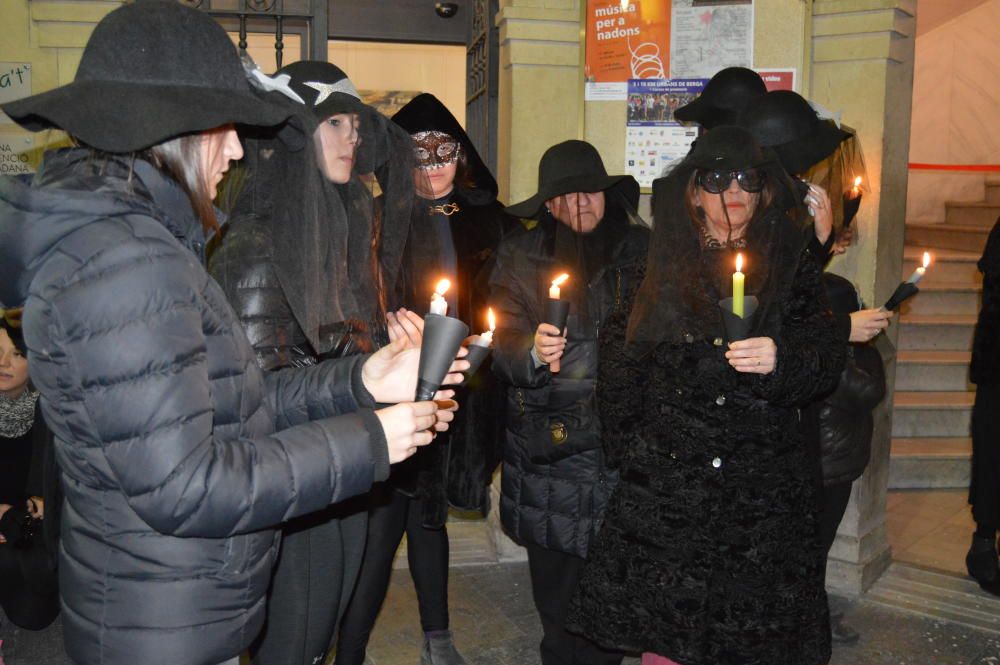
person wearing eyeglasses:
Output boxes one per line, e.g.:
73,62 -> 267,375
566,127 -> 844,665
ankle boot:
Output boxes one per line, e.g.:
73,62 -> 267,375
966,534 -> 1000,595
420,631 -> 469,665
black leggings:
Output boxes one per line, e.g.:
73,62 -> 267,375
334,485 -> 450,665
0,538 -> 59,631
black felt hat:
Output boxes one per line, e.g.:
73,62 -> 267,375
673,67 -> 767,129
276,61 -> 368,120
685,125 -> 771,172
392,93 -> 498,198
740,90 -> 851,175
505,140 -> 638,219
2,0 -> 293,153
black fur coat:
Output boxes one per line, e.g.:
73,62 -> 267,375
567,227 -> 843,664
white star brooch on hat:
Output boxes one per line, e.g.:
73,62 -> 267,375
303,79 -> 361,105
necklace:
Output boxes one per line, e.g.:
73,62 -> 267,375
699,223 -> 747,250
428,202 -> 461,216
0,390 -> 39,439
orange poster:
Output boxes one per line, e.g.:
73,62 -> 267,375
585,0 -> 671,100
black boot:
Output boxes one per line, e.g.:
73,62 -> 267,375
420,631 -> 469,665
965,533 -> 1000,596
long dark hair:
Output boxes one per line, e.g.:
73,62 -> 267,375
141,133 -> 218,234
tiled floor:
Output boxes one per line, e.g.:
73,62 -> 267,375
887,488 -> 976,575
5,492 -> 998,665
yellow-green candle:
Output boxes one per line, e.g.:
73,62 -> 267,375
733,253 -> 745,318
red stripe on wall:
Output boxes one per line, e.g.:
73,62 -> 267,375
909,163 -> 1000,172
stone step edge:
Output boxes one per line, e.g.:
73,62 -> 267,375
891,437 -> 971,458
906,221 -> 991,234
903,246 -> 981,262
913,282 -> 982,292
893,391 -> 976,409
945,200 -> 1000,210
897,350 -> 971,365
900,314 -> 977,325
865,565 -> 1000,635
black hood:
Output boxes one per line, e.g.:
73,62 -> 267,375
392,93 -> 498,203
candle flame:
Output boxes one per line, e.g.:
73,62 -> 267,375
735,253 -> 744,273
487,307 -> 496,332
551,273 -> 569,288
434,279 -> 451,296
854,176 -> 862,188
922,252 -> 931,269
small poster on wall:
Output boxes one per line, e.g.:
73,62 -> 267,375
624,78 -> 705,188
0,134 -> 35,175
757,68 -> 796,92
669,0 -> 753,79
585,1 -> 672,101
0,62 -> 31,124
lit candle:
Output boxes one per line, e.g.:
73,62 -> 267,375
549,274 -> 569,300
430,279 -> 451,316
473,308 -> 496,347
905,252 -> 932,285
851,176 -> 862,197
732,253 -> 745,318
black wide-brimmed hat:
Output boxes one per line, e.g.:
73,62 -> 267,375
2,0 -> 292,153
392,92 -> 498,198
505,140 -> 638,219
684,125 -> 771,172
276,60 -> 369,120
740,90 -> 851,175
673,67 -> 766,130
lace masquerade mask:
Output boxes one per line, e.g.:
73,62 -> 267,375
413,131 -> 460,170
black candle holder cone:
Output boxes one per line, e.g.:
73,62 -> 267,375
463,343 -> 492,380
545,298 -> 570,332
884,282 -> 919,312
718,296 -> 759,342
842,193 -> 862,229
415,313 -> 470,401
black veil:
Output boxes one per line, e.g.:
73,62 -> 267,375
221,82 -> 419,355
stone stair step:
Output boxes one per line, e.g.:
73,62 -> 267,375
903,246 -> 982,285
986,181 -> 1000,204
897,314 -> 976,351
895,350 -> 972,391
892,391 -> 973,438
866,564 -> 1000,635
945,201 -> 1000,227
905,222 -> 990,253
889,437 -> 971,488
900,282 -> 981,316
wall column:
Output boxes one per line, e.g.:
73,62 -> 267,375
495,0 -> 583,206
812,0 -> 917,595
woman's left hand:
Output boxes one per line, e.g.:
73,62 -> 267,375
27,497 -> 44,520
726,337 -> 777,374
363,312 -> 470,403
806,184 -> 833,245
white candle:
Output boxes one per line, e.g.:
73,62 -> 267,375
549,273 -> 569,299
430,279 -> 451,316
473,308 -> 496,346
905,252 -> 932,285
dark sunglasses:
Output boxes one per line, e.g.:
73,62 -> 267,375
696,169 -> 765,194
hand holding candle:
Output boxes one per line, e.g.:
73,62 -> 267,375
545,273 -> 571,373
430,279 -> 451,316
718,253 -> 758,342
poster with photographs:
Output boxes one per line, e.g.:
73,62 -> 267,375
624,78 -> 705,188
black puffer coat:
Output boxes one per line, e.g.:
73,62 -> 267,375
971,218 -> 1000,386
0,149 -> 390,665
567,227 -> 843,664
490,216 -> 648,559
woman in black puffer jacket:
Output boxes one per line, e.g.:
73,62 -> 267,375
0,4 -> 456,664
